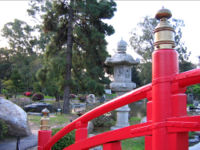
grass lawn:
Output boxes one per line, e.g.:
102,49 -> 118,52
130,117 -> 141,125
122,137 -> 145,150
28,114 -> 70,126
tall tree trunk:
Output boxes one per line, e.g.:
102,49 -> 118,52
0,80 -> 1,94
63,1 -> 73,114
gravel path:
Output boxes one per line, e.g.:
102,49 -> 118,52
0,134 -> 37,150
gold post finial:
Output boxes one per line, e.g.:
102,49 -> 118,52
40,108 -> 50,130
154,7 -> 175,50
155,7 -> 172,20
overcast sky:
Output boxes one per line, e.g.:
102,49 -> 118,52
0,1 -> 200,63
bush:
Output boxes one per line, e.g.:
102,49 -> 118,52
32,92 -> 44,101
92,114 -> 115,128
70,94 -> 77,99
0,119 -> 8,140
24,92 -> 32,97
78,95 -> 86,102
52,128 -> 75,150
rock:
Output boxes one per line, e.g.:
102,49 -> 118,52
86,94 -> 96,103
24,102 -> 55,112
87,121 -> 94,134
0,98 -> 31,136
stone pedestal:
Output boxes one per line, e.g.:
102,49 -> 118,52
105,39 -> 138,130
111,105 -> 130,130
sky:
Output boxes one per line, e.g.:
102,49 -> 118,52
0,1 -> 200,64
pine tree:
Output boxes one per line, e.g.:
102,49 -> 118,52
29,0 -> 116,113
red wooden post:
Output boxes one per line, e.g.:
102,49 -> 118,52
103,141 -> 121,150
152,8 -> 188,150
38,108 -> 52,150
145,92 -> 152,150
169,89 -> 188,150
38,130 -> 52,150
75,121 -> 88,150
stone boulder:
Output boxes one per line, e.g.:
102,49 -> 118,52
86,94 -> 96,104
0,98 -> 31,136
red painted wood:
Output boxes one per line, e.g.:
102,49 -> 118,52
65,122 -> 152,150
38,47 -> 200,150
145,101 -> 152,150
152,49 -> 179,150
43,84 -> 152,150
103,141 -> 121,150
38,130 -> 51,150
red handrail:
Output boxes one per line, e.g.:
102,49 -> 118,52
40,69 -> 200,150
43,83 -> 152,150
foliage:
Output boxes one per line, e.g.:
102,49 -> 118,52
32,92 -> 44,101
92,114 -> 115,128
52,128 -> 75,150
0,119 -> 8,140
2,69 -> 25,98
129,16 -> 194,85
187,84 -> 200,100
69,94 -> 76,99
78,94 -> 86,102
0,19 -> 44,95
28,0 -> 117,113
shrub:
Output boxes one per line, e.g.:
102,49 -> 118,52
70,94 -> 77,99
0,119 -> 8,140
78,95 -> 86,102
24,92 -> 32,97
32,92 -> 44,101
52,128 -> 75,150
92,114 -> 115,128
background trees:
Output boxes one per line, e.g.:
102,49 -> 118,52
28,0 -> 117,113
130,16 -> 195,85
0,2 -> 198,109
0,19 -> 43,95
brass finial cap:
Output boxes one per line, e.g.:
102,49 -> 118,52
155,7 -> 172,20
42,108 -> 50,116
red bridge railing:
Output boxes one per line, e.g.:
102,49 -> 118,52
38,69 -> 200,150
38,8 -> 200,150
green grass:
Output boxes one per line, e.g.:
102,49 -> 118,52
44,95 -> 55,99
122,137 -> 144,150
16,95 -> 29,98
130,117 -> 141,125
49,114 -> 69,125
44,100 -> 57,104
187,104 -> 194,107
28,114 -> 70,126
28,115 -> 41,126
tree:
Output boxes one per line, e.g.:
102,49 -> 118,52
28,0 -> 116,113
0,48 -> 12,94
1,19 -> 43,92
130,16 -> 195,85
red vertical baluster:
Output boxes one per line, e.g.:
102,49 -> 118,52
75,122 -> 88,150
145,98 -> 152,150
103,141 -> 121,150
38,130 -> 52,150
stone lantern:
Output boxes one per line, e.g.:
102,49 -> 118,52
105,39 -> 138,130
